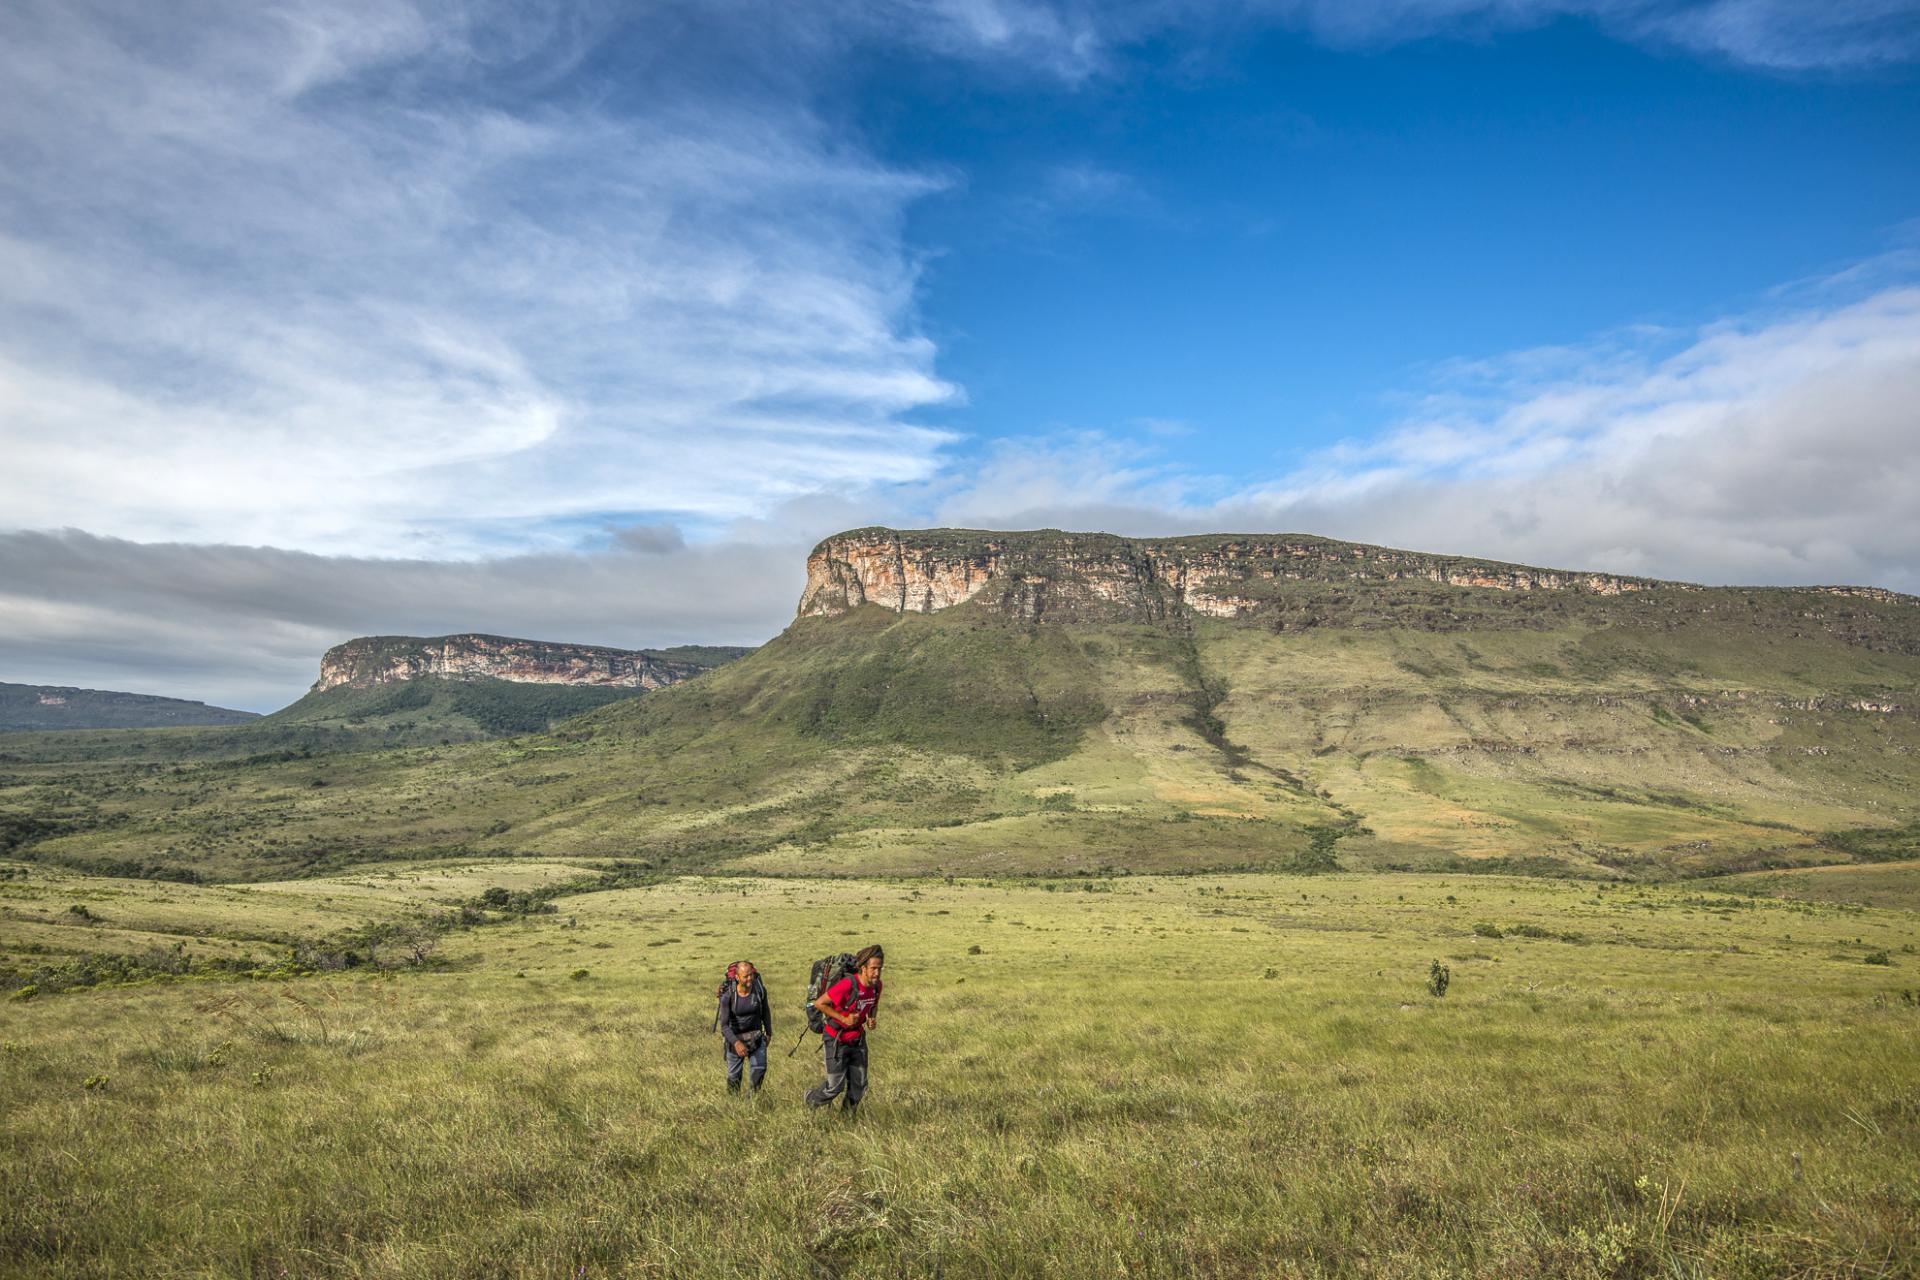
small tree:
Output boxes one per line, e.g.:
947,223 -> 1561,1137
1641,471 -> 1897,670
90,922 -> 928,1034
1427,959 -> 1450,998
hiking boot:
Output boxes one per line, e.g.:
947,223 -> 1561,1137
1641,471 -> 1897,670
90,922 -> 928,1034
804,1086 -> 829,1109
726,1079 -> 740,1094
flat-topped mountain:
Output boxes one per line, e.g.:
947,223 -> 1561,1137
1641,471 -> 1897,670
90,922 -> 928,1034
245,634 -> 758,744
801,527 -> 1914,626
0,682 -> 259,732
9,528 -> 1918,882
310,634 -> 749,693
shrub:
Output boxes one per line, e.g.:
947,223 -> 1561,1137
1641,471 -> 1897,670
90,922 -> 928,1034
1864,950 -> 1892,966
1472,923 -> 1504,939
569,968 -> 590,980
1427,960 -> 1450,998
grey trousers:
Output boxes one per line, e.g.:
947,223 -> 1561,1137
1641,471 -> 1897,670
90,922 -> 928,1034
809,1035 -> 868,1107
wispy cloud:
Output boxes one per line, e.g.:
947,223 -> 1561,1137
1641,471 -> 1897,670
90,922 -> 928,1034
890,1 -> 1920,75
0,1 -> 960,557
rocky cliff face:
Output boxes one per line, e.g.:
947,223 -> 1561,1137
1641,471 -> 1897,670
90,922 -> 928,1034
797,528 -> 1689,623
310,635 -> 719,694
797,527 -> 1919,629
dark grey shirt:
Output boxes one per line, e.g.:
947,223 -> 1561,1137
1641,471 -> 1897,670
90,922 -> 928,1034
717,984 -> 770,1044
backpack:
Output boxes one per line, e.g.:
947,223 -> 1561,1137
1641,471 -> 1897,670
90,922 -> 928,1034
712,962 -> 768,1033
804,953 -> 856,1035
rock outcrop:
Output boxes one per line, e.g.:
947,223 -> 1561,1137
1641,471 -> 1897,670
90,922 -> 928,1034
797,527 -> 1919,628
310,635 -> 728,694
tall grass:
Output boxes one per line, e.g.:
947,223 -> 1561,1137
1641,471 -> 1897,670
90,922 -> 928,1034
3,870 -> 1917,1277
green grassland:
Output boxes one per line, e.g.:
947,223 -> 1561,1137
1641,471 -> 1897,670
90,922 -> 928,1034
5,586 -> 1917,882
3,860 -> 1917,1277
1704,859 -> 1920,911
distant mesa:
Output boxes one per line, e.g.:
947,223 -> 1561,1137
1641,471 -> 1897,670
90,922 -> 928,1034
798,527 -> 1916,623
0,681 -> 260,732
310,634 -> 749,694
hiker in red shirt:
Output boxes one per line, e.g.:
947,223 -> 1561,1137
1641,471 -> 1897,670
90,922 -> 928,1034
805,944 -> 882,1113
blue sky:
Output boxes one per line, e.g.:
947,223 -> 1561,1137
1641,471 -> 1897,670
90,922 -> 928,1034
3,0 -> 1919,707
887,18 -> 1920,469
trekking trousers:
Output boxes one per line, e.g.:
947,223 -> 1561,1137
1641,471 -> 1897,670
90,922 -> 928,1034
810,1035 -> 867,1107
725,1038 -> 767,1091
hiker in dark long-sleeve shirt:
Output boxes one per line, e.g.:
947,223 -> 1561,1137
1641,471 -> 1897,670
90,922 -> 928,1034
717,960 -> 771,1094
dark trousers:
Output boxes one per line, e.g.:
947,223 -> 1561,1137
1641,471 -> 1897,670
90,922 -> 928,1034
725,1038 -> 767,1091
807,1035 -> 868,1108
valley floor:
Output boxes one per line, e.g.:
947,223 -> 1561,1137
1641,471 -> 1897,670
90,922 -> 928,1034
3,862 -> 1917,1278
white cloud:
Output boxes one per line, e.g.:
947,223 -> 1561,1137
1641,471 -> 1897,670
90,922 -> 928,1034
0,0 -> 959,557
4,0 -> 1910,560
934,279 -> 1920,593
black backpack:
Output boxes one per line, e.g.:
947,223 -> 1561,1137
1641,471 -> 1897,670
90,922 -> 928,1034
804,953 -> 856,1035
712,962 -> 768,1033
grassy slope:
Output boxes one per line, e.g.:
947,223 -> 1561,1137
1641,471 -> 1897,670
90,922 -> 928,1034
2,862 -> 1916,1278
5,588 -> 1919,882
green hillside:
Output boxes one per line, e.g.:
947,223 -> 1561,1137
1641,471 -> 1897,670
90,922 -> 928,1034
0,682 -> 258,732
269,676 -> 651,739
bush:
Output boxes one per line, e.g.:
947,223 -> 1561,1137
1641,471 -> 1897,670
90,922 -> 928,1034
474,885 -> 557,916
1427,960 -> 1450,998
1472,923 -> 1504,939
1865,950 -> 1892,966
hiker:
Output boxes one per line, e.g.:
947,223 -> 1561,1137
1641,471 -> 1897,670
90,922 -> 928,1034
716,959 -> 771,1094
805,944 -> 883,1113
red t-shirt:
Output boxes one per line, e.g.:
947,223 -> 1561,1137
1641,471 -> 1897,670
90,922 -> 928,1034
822,975 -> 881,1042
